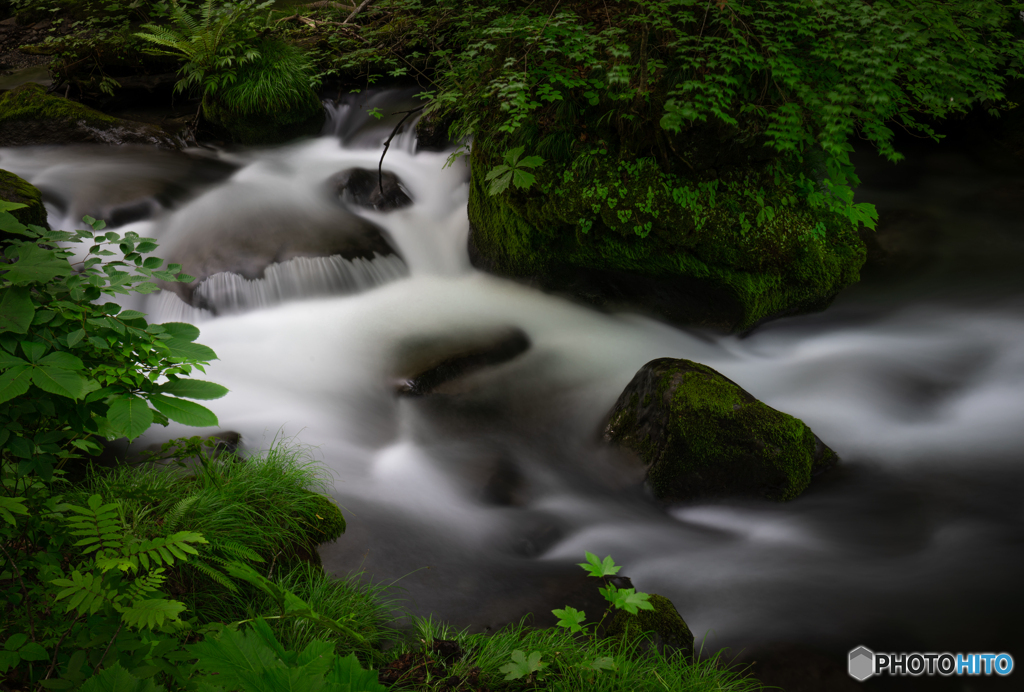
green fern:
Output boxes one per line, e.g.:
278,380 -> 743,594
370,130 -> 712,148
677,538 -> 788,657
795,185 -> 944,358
163,494 -> 200,531
64,494 -> 124,558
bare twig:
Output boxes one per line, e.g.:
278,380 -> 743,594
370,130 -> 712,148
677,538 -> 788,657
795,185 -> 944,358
42,615 -> 83,682
379,107 -> 425,194
343,0 -> 374,24
95,622 -> 123,673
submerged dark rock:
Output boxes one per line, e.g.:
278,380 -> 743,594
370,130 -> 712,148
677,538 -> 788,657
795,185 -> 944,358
604,357 -> 837,501
393,328 -> 531,396
606,590 -> 695,658
330,167 -> 412,211
0,83 -> 180,148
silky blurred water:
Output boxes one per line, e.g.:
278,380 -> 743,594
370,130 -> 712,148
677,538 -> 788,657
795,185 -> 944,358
3,98 -> 1022,679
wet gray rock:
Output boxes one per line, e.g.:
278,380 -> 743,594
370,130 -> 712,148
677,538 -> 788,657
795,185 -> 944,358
393,327 -> 531,395
330,167 -> 412,211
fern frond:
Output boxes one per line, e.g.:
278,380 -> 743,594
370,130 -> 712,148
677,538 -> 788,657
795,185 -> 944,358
186,557 -> 238,592
121,531 -> 206,571
163,494 -> 200,532
122,568 -> 168,603
212,539 -> 263,563
64,494 -> 125,558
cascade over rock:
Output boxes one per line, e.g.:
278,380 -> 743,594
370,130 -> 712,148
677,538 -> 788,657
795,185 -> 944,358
604,358 -> 837,501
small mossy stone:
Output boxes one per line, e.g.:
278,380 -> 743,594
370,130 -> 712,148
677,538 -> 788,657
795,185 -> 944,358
604,357 -> 838,501
0,168 -> 47,230
606,593 -> 695,659
301,492 -> 346,545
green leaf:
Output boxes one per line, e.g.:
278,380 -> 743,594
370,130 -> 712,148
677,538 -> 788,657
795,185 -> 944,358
120,598 -> 187,630
107,397 -> 155,440
38,351 -> 85,370
0,496 -> 29,526
326,652 -> 388,691
18,642 -> 48,661
3,244 -> 72,285
0,366 -> 31,404
157,379 -> 228,400
579,552 -> 621,578
518,155 -> 545,169
118,310 -> 148,321
163,339 -> 217,362
66,328 -> 86,347
511,168 -> 537,189
484,164 -> 511,181
0,350 -> 27,368
503,146 -> 525,165
157,322 -> 200,342
582,655 -> 618,673
500,650 -> 546,681
20,340 -> 47,363
552,606 -> 586,633
3,633 -> 28,652
599,585 -> 654,614
31,366 -> 89,400
149,394 -> 218,427
487,170 -> 513,196
0,286 -> 35,334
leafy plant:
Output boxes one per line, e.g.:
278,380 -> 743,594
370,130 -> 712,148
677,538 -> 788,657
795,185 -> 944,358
499,649 -> 547,682
135,0 -> 272,111
484,146 -> 545,196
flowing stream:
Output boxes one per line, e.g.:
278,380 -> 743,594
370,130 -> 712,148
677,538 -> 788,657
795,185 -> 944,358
4,95 -> 1023,687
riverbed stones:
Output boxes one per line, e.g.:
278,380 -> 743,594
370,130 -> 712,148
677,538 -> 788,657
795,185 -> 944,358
0,83 -> 179,148
604,358 -> 837,501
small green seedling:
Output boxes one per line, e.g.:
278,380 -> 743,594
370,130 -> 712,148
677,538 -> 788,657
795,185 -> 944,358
500,649 -> 548,681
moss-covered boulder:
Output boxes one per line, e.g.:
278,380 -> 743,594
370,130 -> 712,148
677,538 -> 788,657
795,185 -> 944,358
606,592 -> 695,659
468,142 -> 866,332
0,168 -> 47,228
0,83 -> 179,147
604,358 -> 837,501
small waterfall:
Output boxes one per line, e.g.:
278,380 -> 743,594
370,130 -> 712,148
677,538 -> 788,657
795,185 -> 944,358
150,252 -> 409,320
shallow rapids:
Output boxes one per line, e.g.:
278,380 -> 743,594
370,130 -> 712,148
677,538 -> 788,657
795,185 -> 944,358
3,100 -> 1023,677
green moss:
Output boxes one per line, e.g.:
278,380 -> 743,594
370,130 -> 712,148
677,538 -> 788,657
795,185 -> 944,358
0,168 -> 47,229
468,143 -> 866,331
0,82 -> 119,127
298,491 -> 346,545
605,358 -> 835,501
606,593 -> 695,659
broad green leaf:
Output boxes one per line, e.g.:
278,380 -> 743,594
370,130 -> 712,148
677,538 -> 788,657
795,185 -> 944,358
488,170 -> 513,196
107,397 -> 155,440
579,552 -> 621,578
31,366 -> 89,400
3,633 -> 28,652
503,146 -> 525,165
0,286 -> 34,334
0,366 -> 31,404
157,322 -> 200,342
583,655 -> 618,673
0,351 -> 27,368
20,340 -> 47,363
149,394 -> 218,427
17,642 -> 48,662
552,606 -> 586,633
0,200 -> 28,213
38,351 -> 85,370
188,625 -> 285,690
158,379 -> 228,400
484,164 -> 511,181
518,155 -> 545,169
163,339 -> 217,362
66,328 -> 86,347
0,496 -> 28,526
0,650 -> 19,674
500,650 -> 546,681
512,168 -> 537,189
119,310 -> 148,321
326,653 -> 387,691
3,244 -> 72,285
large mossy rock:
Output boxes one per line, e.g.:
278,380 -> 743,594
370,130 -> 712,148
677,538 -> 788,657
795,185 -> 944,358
0,83 -> 179,147
468,143 -> 866,332
604,358 -> 837,501
0,167 -> 47,228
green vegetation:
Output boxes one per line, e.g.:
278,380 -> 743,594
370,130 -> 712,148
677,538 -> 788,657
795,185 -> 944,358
0,170 -> 47,231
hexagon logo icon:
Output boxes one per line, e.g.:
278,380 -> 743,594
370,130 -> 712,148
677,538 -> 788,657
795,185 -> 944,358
848,646 -> 875,681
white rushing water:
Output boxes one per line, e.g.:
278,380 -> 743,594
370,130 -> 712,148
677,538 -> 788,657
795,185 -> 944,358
3,100 -> 1023,674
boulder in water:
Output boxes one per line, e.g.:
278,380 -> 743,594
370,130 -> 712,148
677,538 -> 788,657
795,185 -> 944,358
0,83 -> 180,148
157,182 -> 403,310
604,357 -> 837,501
393,327 -> 531,395
606,588 -> 694,659
330,167 -> 412,211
